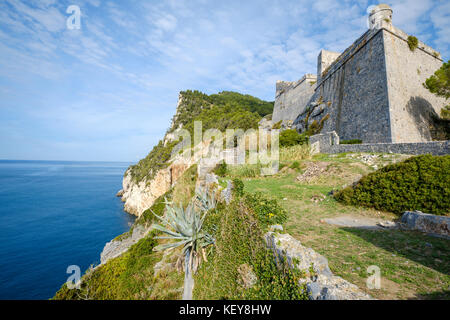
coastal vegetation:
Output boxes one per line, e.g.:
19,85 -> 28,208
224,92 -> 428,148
279,129 -> 308,147
54,88 -> 449,301
335,155 -> 450,215
241,152 -> 449,299
193,185 -> 308,300
407,35 -> 419,51
128,91 -> 274,184
424,60 -> 450,120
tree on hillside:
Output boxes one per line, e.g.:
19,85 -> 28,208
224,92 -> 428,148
424,60 -> 450,120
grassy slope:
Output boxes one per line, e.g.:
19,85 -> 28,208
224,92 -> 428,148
239,151 -> 450,300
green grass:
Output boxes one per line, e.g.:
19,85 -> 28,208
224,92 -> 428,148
193,198 -> 308,300
53,232 -> 184,300
237,154 -> 450,300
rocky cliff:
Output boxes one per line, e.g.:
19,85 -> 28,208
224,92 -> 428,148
118,90 -> 274,217
121,162 -> 192,217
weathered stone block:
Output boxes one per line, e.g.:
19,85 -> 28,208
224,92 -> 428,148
265,232 -> 373,300
401,211 -> 450,238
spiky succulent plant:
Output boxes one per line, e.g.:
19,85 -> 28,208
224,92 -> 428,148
151,189 -> 216,274
151,189 -> 216,300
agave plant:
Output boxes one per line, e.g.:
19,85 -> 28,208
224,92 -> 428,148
151,189 -> 216,300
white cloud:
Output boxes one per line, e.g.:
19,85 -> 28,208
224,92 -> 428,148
0,0 -> 447,161
154,14 -> 177,32
6,0 -> 66,32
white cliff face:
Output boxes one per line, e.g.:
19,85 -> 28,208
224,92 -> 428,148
121,162 -> 191,217
120,139 -> 235,217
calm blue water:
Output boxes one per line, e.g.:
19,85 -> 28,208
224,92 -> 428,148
0,160 -> 135,300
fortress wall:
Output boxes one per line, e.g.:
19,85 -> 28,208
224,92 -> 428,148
310,131 -> 450,156
272,74 -> 317,123
328,140 -> 449,156
317,29 -> 392,143
317,50 -> 341,84
383,26 -> 447,143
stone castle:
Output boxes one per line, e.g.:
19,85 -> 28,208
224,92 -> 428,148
273,4 -> 447,144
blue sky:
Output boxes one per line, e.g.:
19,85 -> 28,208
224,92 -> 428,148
0,0 -> 449,162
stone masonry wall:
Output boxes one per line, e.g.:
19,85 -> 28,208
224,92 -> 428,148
317,28 -> 392,143
310,132 -> 450,156
272,74 -> 317,123
317,49 -> 341,84
383,25 -> 447,143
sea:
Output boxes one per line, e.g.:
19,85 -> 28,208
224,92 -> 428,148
0,160 -> 136,300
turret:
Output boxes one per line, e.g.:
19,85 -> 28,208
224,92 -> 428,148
369,4 -> 393,29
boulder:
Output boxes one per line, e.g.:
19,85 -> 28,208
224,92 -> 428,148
265,232 -> 373,300
100,225 -> 148,265
401,211 -> 449,238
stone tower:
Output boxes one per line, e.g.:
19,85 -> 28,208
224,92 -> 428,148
369,4 -> 393,29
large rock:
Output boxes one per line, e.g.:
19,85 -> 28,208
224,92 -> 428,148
401,211 -> 450,238
121,140 -> 223,217
121,160 -> 194,217
100,225 -> 148,265
258,117 -> 273,130
265,232 -> 373,300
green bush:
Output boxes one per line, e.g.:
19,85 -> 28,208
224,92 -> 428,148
340,139 -> 363,145
213,162 -> 227,177
334,155 -> 450,215
441,105 -> 450,120
128,139 -> 178,184
289,161 -> 301,170
244,192 -> 288,226
279,129 -> 308,147
407,36 -> 419,51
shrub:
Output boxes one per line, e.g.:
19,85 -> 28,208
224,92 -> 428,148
193,198 -> 308,300
340,139 -> 363,145
424,60 -> 450,100
171,164 -> 198,207
244,192 -> 288,226
272,120 -> 282,130
334,155 -> 450,215
232,178 -> 245,197
407,36 -> 419,51
290,161 -> 300,170
213,162 -> 227,177
279,129 -> 308,147
441,105 -> 450,120
128,139 -> 178,184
